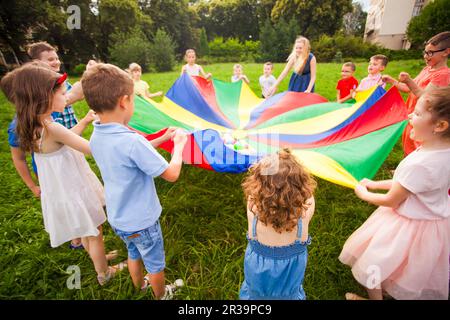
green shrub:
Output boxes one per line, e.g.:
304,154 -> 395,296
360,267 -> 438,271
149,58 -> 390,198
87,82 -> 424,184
72,63 -> 86,76
151,29 -> 176,72
206,38 -> 260,62
312,34 -> 422,63
109,28 -> 152,70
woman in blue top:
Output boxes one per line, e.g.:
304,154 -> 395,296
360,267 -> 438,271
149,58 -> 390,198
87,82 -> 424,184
267,36 -> 317,96
240,149 -> 316,300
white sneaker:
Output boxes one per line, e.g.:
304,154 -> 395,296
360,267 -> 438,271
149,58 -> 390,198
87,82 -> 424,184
161,279 -> 184,300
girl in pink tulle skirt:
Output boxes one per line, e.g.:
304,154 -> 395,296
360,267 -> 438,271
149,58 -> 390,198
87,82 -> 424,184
340,85 -> 450,300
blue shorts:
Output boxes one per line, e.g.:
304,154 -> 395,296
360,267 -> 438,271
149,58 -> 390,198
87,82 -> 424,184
113,221 -> 165,274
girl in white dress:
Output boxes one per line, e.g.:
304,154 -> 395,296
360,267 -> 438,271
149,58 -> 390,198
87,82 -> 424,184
11,63 -> 125,285
180,49 -> 212,79
340,85 -> 450,300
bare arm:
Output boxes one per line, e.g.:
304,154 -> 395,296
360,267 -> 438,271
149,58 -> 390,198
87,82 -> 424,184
303,196 -> 315,222
47,122 -> 91,155
360,178 -> 393,190
267,59 -> 294,96
199,66 -> 212,80
149,127 -> 177,148
145,89 -> 163,99
355,180 -> 410,208
180,65 -> 186,76
305,56 -> 317,93
241,75 -> 250,84
70,110 -> 96,136
65,81 -> 84,106
159,131 -> 187,182
400,72 -> 422,97
274,59 -> 294,88
381,75 -> 410,93
10,147 -> 40,197
338,92 -> 354,103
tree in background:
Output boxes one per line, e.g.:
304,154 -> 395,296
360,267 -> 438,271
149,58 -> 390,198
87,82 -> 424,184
342,2 -> 367,37
109,27 -> 152,70
259,18 -> 300,62
151,29 -> 176,72
198,27 -> 210,57
407,0 -> 450,49
0,0 -> 55,62
271,0 -> 353,39
138,0 -> 199,55
194,0 -> 261,41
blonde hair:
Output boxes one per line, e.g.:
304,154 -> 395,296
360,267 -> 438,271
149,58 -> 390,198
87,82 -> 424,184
233,64 -> 242,71
81,63 -> 134,113
287,36 -> 311,75
242,149 -> 316,233
128,62 -> 141,72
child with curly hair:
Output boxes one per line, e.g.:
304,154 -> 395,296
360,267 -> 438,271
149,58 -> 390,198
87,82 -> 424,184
240,149 -> 316,300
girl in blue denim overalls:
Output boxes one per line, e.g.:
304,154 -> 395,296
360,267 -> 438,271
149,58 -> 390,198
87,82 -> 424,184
240,149 -> 316,300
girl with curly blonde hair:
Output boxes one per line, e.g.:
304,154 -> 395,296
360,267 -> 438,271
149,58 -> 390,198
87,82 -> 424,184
240,148 -> 316,300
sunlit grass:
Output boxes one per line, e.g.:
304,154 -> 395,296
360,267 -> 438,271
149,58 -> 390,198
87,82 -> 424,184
0,60 -> 424,299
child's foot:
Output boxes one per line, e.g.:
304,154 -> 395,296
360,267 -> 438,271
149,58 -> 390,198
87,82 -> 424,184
106,250 -> 119,261
97,261 -> 127,286
345,292 -> 367,300
161,279 -> 184,300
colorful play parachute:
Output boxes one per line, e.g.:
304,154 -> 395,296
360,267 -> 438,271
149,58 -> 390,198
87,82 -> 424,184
128,73 -> 408,188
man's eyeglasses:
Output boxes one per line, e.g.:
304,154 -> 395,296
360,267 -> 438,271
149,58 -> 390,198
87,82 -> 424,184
422,48 -> 447,57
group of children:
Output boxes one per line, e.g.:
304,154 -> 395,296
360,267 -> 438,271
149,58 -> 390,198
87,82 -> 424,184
2,30 -> 450,300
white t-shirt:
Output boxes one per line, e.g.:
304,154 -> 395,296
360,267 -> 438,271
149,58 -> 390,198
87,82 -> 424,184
259,74 -> 276,97
393,147 -> 450,220
231,75 -> 240,82
184,64 -> 201,76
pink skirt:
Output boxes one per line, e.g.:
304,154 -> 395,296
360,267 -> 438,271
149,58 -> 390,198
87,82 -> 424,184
339,206 -> 449,300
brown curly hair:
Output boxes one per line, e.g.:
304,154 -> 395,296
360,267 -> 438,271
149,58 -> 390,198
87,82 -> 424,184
242,148 -> 316,233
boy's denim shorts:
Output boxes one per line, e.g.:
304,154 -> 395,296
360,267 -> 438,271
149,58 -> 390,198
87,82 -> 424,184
113,220 -> 165,274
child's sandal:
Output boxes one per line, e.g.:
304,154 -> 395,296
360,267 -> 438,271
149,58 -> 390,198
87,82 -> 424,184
97,261 -> 127,286
141,275 -> 152,292
345,292 -> 367,300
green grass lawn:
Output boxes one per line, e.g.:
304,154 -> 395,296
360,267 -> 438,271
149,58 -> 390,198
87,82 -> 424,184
0,60 -> 424,299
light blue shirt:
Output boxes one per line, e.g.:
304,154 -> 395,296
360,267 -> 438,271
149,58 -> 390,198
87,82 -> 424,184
90,122 -> 169,232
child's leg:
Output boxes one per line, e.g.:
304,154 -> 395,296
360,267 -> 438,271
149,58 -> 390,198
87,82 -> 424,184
148,270 -> 165,299
367,287 -> 383,300
127,258 -> 145,289
81,226 -> 108,276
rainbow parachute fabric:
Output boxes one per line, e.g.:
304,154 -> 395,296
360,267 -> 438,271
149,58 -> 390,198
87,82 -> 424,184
128,73 -> 408,188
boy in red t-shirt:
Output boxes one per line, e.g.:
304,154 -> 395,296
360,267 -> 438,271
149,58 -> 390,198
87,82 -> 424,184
336,62 -> 359,103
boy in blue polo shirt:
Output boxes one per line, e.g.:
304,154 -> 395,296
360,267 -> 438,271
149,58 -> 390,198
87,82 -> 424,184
83,63 -> 187,299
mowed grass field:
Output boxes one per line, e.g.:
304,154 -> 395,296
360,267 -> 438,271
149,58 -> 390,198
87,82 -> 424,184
0,60 -> 425,299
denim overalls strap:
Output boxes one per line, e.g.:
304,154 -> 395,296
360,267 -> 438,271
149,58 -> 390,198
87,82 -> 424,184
252,214 -> 259,239
296,218 -> 302,240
